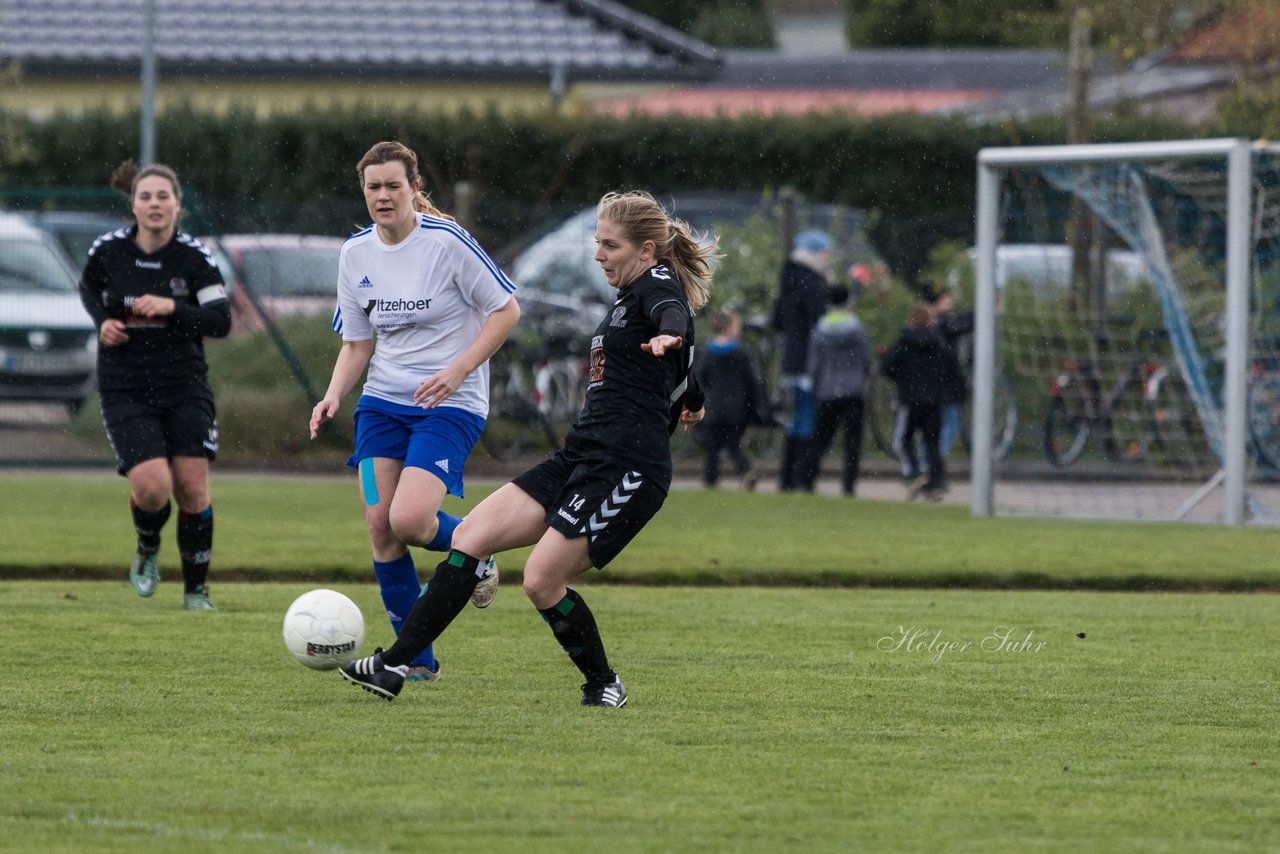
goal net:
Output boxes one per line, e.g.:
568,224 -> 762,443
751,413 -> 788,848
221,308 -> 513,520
969,139 -> 1280,525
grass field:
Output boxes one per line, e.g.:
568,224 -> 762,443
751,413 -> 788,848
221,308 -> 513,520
1,581 -> 1278,852
5,472 -> 1280,589
3,471 -> 1280,851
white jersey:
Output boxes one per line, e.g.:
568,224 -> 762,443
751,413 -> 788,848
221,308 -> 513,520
332,213 -> 516,417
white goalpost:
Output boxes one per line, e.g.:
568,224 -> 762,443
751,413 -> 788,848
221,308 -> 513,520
970,138 -> 1280,525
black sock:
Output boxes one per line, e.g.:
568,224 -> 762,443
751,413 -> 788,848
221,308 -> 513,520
131,499 -> 171,553
539,588 -> 615,685
382,550 -> 481,667
177,506 -> 213,594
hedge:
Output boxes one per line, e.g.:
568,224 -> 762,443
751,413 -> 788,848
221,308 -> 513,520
0,104 -> 1195,277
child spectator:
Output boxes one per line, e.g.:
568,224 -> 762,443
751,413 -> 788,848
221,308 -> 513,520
694,307 -> 763,490
880,302 -> 964,501
798,283 -> 870,496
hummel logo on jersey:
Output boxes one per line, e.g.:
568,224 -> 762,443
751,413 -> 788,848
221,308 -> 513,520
435,459 -> 450,473
357,276 -> 373,288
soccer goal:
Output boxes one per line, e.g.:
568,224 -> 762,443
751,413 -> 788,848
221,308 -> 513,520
969,138 -> 1280,525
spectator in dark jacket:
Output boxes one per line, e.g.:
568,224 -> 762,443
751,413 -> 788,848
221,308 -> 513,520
880,302 -> 964,501
798,283 -> 871,496
770,229 -> 831,490
695,307 -> 763,489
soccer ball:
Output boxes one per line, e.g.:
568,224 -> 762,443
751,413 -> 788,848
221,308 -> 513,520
282,589 -> 365,671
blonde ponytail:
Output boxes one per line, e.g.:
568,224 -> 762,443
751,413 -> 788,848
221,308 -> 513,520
596,191 -> 717,312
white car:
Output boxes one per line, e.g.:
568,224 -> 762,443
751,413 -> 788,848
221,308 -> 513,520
0,213 -> 97,413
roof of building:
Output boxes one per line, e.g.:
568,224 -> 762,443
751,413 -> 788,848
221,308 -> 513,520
944,62 -> 1238,123
589,48 -> 1097,118
713,48 -> 1076,91
1165,4 -> 1280,64
0,0 -> 721,83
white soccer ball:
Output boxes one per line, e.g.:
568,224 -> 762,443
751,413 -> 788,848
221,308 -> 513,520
282,588 -> 365,671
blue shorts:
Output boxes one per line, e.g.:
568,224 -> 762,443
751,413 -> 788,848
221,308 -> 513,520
348,395 -> 485,497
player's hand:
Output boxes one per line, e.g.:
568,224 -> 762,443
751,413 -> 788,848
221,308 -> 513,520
414,363 -> 466,408
641,334 -> 683,357
309,397 -> 340,440
679,406 -> 704,432
132,294 -> 176,317
99,318 -> 129,347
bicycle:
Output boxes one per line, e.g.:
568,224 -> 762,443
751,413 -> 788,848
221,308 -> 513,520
481,320 -> 589,460
1043,349 -> 1167,467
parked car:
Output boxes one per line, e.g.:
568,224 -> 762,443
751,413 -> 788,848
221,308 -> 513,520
507,192 -> 881,329
16,209 -> 127,267
0,213 -> 97,413
198,234 -> 343,332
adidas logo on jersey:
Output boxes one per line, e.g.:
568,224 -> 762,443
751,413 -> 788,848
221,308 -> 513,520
435,459 -> 450,473
357,276 -> 373,288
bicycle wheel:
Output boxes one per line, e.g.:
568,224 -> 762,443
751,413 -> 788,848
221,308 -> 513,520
990,370 -> 1017,461
1248,368 -> 1280,470
1147,368 -> 1202,468
1043,396 -> 1089,467
866,371 -> 901,462
481,346 -> 537,461
1105,404 -> 1149,463
537,357 -> 587,450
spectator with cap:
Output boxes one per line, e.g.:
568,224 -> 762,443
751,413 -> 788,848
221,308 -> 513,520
770,228 -> 832,491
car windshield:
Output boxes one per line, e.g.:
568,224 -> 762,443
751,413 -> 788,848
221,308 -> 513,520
236,246 -> 340,296
0,239 -> 78,293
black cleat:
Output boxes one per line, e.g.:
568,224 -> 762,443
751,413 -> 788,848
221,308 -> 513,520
339,649 -> 408,701
581,679 -> 628,708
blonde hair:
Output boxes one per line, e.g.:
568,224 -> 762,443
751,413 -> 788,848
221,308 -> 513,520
596,190 -> 715,311
356,141 -> 454,222
110,160 -> 182,224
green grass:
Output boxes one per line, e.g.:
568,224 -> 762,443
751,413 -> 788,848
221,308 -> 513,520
4,472 -> 1280,590
1,582 -> 1277,852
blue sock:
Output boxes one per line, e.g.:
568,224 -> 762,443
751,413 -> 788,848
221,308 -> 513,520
372,552 -> 436,670
425,510 -> 462,552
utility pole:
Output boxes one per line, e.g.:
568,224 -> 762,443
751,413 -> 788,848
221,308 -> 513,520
140,0 -> 157,165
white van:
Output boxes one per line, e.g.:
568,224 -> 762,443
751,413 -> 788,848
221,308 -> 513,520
952,243 -> 1152,297
0,213 -> 97,413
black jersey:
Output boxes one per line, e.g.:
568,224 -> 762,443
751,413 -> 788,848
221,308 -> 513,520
565,264 -> 702,479
79,226 -> 230,395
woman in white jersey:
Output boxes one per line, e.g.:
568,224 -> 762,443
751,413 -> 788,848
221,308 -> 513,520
309,141 -> 520,681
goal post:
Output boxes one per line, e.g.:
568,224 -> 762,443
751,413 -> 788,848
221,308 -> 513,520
970,138 -> 1274,525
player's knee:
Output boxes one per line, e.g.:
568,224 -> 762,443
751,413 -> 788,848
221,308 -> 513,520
522,570 -> 559,610
387,505 -> 434,548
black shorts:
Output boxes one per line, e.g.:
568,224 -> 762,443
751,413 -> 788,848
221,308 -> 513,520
512,450 -> 669,569
100,389 -> 218,475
